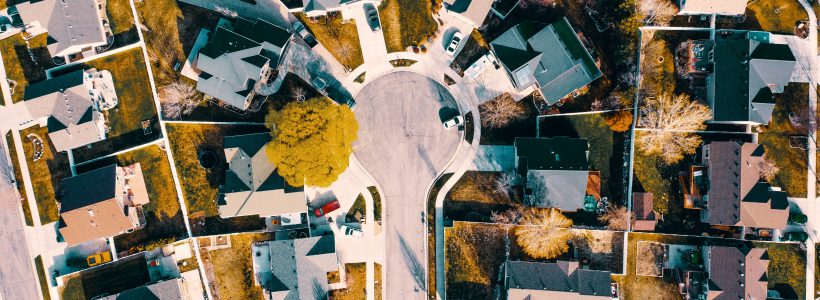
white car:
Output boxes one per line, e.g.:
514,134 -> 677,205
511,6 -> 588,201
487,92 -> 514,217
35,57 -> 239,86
445,31 -> 463,56
340,225 -> 364,237
443,115 -> 463,129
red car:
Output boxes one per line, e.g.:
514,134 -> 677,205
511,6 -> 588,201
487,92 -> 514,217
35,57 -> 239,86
313,199 -> 341,217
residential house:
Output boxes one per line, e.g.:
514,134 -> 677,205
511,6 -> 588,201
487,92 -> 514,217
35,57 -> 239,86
196,18 -> 292,110
681,141 -> 789,230
677,0 -> 748,15
252,236 -> 340,299
283,0 -> 379,17
14,0 -> 109,59
683,246 -> 769,300
489,17 -> 602,105
217,133 -> 307,218
24,68 -> 118,152
98,277 -> 191,300
58,163 -> 150,246
444,0 -> 494,28
503,260 -> 612,299
514,137 -> 591,211
704,30 -> 796,124
632,192 -> 658,231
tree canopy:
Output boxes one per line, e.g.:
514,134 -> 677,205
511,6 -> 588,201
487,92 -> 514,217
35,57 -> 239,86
265,97 -> 358,187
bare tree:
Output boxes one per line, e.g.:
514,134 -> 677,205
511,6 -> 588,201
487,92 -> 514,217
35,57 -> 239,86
598,206 -> 631,231
213,5 -> 238,18
514,209 -> 574,259
494,170 -> 520,198
591,94 -> 622,111
758,157 -> 780,182
290,82 -> 307,102
637,93 -> 711,164
480,94 -> 525,128
639,0 -> 678,26
789,108 -> 818,133
524,172 -> 550,207
160,82 -> 199,119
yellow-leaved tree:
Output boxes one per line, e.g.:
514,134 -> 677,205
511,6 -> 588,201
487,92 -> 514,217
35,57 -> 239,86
265,97 -> 358,187
514,208 -> 574,259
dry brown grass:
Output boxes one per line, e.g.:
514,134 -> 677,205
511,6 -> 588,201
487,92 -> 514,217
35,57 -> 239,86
445,222 -> 509,299
20,125 -> 68,224
203,232 -> 272,300
447,171 -> 510,204
635,241 -> 664,277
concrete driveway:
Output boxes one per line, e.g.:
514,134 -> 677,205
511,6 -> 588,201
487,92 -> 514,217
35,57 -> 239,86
352,71 -> 461,299
0,138 -> 40,300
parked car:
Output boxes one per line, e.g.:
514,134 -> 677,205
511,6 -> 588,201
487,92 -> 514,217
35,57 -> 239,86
788,212 -> 807,224
86,251 -> 112,267
340,225 -> 364,237
364,3 -> 380,31
443,115 -> 463,129
292,21 -> 318,47
782,231 -> 808,242
314,199 -> 341,217
445,31 -> 464,56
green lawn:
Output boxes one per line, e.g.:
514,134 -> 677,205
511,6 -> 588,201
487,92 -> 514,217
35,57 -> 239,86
203,233 -> 272,300
34,255 -> 51,300
20,126 -> 69,225
759,83 -> 809,198
751,242 -> 806,300
165,123 -> 268,218
296,13 -> 364,70
59,274 -> 85,300
83,48 -> 157,138
0,34 -> 52,104
378,0 -> 439,52
747,0 -> 807,34
6,132 -> 33,226
330,263 -> 366,299
76,145 -> 186,254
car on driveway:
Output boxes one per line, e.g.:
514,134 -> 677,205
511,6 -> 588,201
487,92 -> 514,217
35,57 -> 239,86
782,231 -> 808,242
443,115 -> 463,129
340,225 -> 364,237
86,251 -> 112,267
292,21 -> 318,47
314,199 -> 341,217
364,3 -> 380,31
445,31 -> 463,56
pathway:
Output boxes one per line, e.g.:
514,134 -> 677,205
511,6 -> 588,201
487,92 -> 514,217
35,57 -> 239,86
796,1 -> 817,299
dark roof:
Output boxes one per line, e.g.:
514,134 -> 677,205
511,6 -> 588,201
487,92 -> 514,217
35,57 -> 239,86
242,55 -> 269,68
199,26 -> 260,58
710,30 -> 796,123
106,279 -> 184,300
505,261 -> 610,296
224,132 -> 271,157
60,164 -> 117,212
706,141 -> 742,225
23,69 -> 85,100
257,171 -> 304,193
305,235 -> 335,256
514,137 -> 589,171
490,18 -> 602,104
222,169 -> 252,193
233,18 -> 292,48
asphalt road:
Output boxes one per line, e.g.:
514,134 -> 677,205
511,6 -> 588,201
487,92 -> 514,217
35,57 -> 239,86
0,139 -> 40,300
352,72 -> 460,299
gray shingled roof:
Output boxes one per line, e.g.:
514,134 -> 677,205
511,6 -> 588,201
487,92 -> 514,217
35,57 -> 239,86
505,260 -> 611,298
256,236 -> 338,300
16,0 -> 107,57
490,18 -> 602,104
196,18 -> 292,109
98,278 -> 185,300
59,164 -> 117,212
710,30 -> 796,124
